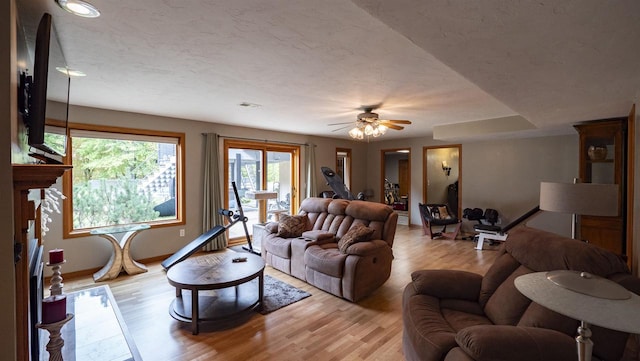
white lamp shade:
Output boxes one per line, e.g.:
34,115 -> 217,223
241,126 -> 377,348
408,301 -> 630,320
539,182 -> 618,217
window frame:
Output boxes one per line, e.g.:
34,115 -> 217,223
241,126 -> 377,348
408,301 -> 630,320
223,139 -> 300,244
61,121 -> 186,238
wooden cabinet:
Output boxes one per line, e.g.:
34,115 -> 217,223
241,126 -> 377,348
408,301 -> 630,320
574,118 -> 627,257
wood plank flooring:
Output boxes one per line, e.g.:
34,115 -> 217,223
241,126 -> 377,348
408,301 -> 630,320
61,225 -> 501,361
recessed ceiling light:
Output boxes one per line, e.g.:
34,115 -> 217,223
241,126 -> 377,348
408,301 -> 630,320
56,67 -> 86,77
55,0 -> 101,18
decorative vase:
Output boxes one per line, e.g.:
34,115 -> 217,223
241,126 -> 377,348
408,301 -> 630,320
588,145 -> 607,161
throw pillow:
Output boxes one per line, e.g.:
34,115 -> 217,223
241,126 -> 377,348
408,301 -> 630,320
438,206 -> 450,219
276,214 -> 308,238
337,223 -> 375,253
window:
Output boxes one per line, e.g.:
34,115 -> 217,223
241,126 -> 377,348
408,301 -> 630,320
224,140 -> 299,242
62,124 -> 185,237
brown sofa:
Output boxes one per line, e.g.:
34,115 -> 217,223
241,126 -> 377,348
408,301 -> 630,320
402,226 -> 640,361
259,197 -> 398,302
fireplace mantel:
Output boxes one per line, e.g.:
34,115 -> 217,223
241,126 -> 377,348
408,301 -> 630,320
13,164 -> 71,361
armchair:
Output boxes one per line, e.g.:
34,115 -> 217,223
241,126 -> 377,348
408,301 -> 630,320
402,226 -> 640,361
418,203 -> 461,240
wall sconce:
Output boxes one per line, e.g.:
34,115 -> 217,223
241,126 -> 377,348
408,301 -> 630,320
442,161 -> 451,176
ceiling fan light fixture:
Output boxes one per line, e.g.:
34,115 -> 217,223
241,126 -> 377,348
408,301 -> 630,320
364,124 -> 374,136
348,127 -> 362,139
56,0 -> 101,18
378,124 -> 388,134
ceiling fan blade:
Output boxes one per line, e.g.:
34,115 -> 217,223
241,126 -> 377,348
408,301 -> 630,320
380,119 -> 412,125
384,124 -> 404,131
331,124 -> 352,132
327,121 -> 353,126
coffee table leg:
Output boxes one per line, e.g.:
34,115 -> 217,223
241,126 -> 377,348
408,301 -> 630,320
191,290 -> 199,335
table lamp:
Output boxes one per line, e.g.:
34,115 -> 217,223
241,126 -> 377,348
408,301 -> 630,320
539,181 -> 618,239
245,190 -> 278,224
515,271 -> 640,361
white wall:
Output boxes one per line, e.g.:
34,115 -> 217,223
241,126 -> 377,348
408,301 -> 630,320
42,104 -> 367,275
366,134 -> 578,235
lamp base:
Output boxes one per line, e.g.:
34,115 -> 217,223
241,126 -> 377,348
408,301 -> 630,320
577,321 -> 593,361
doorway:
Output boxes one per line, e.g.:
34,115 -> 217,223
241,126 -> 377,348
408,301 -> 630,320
382,148 -> 411,225
423,145 -> 461,218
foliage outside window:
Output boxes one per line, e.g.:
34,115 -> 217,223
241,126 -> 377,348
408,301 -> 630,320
63,125 -> 185,236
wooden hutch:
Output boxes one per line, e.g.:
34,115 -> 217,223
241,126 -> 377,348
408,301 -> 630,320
574,118 -> 627,260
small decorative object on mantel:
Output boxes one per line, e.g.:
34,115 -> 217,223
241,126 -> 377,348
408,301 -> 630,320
587,145 -> 608,161
42,187 -> 67,237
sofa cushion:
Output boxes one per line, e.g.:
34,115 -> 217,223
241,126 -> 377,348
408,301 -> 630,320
304,244 -> 347,278
263,235 -> 293,259
337,223 -> 374,253
277,214 -> 309,238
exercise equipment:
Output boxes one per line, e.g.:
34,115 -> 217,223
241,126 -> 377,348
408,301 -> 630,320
470,206 -> 540,250
321,166 -> 365,200
161,181 -> 253,270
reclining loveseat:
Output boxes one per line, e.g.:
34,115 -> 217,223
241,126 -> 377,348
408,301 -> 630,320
402,226 -> 640,361
258,197 -> 398,302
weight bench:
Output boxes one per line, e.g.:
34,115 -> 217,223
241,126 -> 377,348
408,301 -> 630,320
473,206 -> 540,250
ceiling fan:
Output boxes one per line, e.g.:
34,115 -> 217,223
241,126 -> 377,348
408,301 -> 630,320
329,106 -> 412,140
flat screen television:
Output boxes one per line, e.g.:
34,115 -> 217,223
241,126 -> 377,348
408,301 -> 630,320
24,12 -> 70,163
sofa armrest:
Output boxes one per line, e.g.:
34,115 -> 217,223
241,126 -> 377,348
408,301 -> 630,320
345,239 -> 388,256
410,270 -> 482,301
302,230 -> 335,242
265,222 -> 279,233
455,325 -> 576,361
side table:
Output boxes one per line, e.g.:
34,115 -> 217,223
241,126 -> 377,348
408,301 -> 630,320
90,224 -> 150,282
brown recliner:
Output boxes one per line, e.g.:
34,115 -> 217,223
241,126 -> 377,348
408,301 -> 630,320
402,226 -> 640,361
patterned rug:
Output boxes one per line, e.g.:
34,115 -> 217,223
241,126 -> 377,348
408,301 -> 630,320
260,274 -> 311,315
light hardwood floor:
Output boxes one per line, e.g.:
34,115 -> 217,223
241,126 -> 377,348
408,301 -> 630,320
61,225 -> 501,361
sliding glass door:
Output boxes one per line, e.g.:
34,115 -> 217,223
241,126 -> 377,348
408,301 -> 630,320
224,140 -> 299,241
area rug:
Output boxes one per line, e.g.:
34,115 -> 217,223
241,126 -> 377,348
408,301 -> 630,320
260,274 -> 311,315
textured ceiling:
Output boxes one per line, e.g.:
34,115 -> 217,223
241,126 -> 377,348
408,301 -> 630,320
17,0 -> 640,141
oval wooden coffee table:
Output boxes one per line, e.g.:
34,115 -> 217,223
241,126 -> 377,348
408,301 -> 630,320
166,252 -> 265,334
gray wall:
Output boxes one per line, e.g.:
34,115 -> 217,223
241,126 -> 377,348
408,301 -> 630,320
366,134 -> 578,236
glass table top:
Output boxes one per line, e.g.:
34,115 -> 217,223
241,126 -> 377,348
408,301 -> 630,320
90,224 -> 150,235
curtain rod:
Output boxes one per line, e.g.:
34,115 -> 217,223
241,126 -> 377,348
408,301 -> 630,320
202,133 -> 314,147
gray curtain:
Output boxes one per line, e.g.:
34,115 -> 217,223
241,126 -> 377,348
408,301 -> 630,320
202,133 -> 227,251
305,143 -> 317,199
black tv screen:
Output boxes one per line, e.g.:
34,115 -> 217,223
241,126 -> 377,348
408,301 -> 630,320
27,12 -> 70,160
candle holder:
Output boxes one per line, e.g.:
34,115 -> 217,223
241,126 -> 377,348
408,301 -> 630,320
37,313 -> 74,361
46,260 -> 66,296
